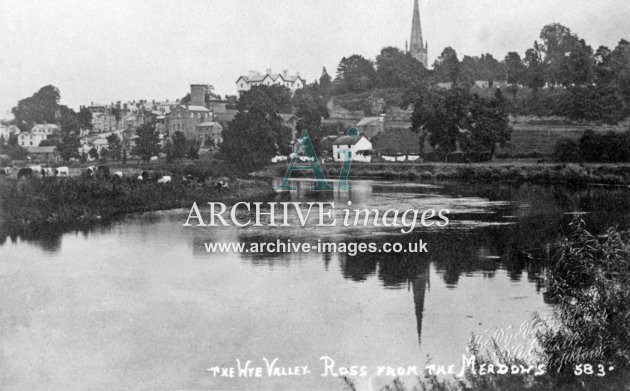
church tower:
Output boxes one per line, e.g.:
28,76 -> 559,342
408,0 -> 428,68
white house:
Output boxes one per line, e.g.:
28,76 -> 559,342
0,124 -> 20,141
332,135 -> 373,163
18,132 -> 46,147
31,124 -> 60,136
236,69 -> 305,96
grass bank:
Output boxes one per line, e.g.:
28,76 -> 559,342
0,175 -> 271,238
264,162 -> 630,186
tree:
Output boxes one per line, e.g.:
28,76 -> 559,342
88,147 -> 99,161
220,85 -> 293,172
12,85 -> 60,130
294,93 -> 330,155
106,133 -> 122,160
56,132 -> 81,161
171,131 -> 188,160
375,46 -> 427,88
319,67 -> 332,95
504,52 -> 526,89
409,86 -> 470,159
433,47 -> 460,84
463,89 -> 513,158
132,123 -> 161,161
78,107 -> 93,130
237,84 -> 292,114
524,43 -> 546,91
335,55 -> 377,93
187,141 -> 200,160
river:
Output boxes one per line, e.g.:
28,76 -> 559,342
0,179 -> 628,390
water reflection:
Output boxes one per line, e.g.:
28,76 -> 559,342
0,179 -> 629,390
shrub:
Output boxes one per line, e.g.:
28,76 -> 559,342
539,218 -> 630,373
553,138 -> 579,163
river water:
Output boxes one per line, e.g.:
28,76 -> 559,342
0,179 -> 628,390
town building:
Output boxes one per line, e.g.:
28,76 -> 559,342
167,104 -> 213,139
26,146 -> 60,163
332,135 -> 373,163
236,69 -> 305,96
0,124 -> 20,141
407,0 -> 428,68
91,112 -> 118,133
17,123 -> 60,147
356,115 -> 386,139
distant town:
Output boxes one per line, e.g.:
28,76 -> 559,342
1,0 -> 629,171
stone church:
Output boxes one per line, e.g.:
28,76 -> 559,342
407,0 -> 428,68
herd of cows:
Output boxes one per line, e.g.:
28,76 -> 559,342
0,165 -> 230,189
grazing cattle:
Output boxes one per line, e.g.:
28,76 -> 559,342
56,166 -> 69,177
113,171 -> 123,180
0,167 -> 10,176
86,166 -> 96,176
215,180 -> 229,191
141,171 -> 149,180
28,165 -> 42,175
157,175 -> 171,184
95,165 -> 110,179
17,168 -> 33,179
137,175 -> 143,181
41,167 -> 55,177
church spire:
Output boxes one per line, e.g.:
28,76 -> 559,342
409,0 -> 428,68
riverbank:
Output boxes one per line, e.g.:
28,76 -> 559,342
0,175 -> 271,238
261,161 -> 630,186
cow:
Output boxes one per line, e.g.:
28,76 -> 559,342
157,175 -> 171,184
56,166 -> 69,177
41,167 -> 56,177
95,165 -> 110,179
113,171 -> 123,180
86,166 -> 96,177
28,165 -> 42,175
0,167 -> 10,176
17,168 -> 33,179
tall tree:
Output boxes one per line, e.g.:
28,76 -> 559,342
433,47 -> 460,84
132,123 -> 161,161
56,132 -> 81,162
504,52 -> 526,87
335,55 -> 377,93
464,89 -> 513,158
319,67 -> 332,95
375,46 -> 427,88
171,131 -> 188,160
220,85 -> 293,172
524,42 -> 545,91
409,86 -> 470,159
78,107 -> 93,130
12,85 -> 60,130
106,133 -> 122,160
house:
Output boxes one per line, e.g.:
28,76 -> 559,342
356,115 -> 385,139
332,135 -> 373,163
18,132 -> 46,147
31,124 -> 60,136
0,124 -> 20,141
236,69 -> 305,96
195,122 -> 223,149
167,104 -> 213,139
26,146 -> 60,163
91,112 -> 118,133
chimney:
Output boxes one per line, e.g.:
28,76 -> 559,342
266,68 -> 272,75
282,69 -> 288,78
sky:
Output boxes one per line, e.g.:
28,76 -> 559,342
1,0 -> 629,116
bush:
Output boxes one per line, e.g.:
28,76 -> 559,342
539,218 -> 630,373
553,138 -> 579,163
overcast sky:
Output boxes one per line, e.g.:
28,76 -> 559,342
1,0 -> 629,116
